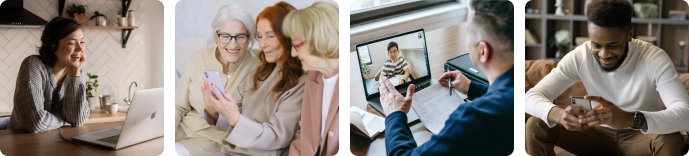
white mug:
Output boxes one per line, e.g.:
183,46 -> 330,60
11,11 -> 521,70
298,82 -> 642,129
106,103 -> 119,114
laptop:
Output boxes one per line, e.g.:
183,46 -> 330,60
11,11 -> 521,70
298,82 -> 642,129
72,88 -> 164,149
355,29 -> 437,122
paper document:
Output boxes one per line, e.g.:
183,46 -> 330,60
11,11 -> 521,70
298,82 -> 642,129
350,106 -> 385,138
411,83 -> 465,134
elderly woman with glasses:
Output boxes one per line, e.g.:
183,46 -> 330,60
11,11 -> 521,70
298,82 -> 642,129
282,2 -> 340,156
175,4 -> 261,156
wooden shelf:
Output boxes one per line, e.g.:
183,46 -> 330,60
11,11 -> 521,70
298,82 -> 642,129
59,0 -> 134,48
83,26 -> 138,29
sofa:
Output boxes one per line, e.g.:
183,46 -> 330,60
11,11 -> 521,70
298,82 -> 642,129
525,60 -> 689,155
174,38 -> 208,88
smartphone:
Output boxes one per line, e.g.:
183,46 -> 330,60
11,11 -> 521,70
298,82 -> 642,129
204,70 -> 227,100
570,96 -> 592,111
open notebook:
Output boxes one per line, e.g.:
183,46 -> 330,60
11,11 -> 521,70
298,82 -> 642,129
350,106 -> 385,139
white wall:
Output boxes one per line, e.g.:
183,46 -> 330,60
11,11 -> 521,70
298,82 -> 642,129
174,0 -> 338,44
0,0 -> 164,113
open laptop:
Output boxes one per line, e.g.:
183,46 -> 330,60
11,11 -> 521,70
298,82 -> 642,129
355,29 -> 436,122
72,88 -> 164,149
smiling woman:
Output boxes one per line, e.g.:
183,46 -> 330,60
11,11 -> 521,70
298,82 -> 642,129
8,17 -> 90,133
174,4 -> 262,156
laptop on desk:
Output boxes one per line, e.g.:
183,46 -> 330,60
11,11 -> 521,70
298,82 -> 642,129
72,88 -> 164,149
355,29 -> 439,122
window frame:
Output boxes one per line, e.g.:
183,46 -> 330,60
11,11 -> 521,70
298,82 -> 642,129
350,0 -> 459,25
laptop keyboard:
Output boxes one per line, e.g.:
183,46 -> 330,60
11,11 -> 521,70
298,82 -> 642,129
401,82 -> 431,97
97,134 -> 120,144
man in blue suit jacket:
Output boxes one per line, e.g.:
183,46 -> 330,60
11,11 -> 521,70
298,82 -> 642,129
378,0 -> 514,155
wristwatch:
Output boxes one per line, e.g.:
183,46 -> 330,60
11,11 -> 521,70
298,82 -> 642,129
632,111 -> 646,130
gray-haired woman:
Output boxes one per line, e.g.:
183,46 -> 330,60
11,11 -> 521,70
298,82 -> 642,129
174,4 -> 261,156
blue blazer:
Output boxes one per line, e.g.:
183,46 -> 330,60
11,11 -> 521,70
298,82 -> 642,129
385,67 -> 514,156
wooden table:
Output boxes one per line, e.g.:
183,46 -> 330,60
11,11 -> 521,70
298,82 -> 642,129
0,121 -> 163,156
349,23 -> 469,155
86,108 -> 127,123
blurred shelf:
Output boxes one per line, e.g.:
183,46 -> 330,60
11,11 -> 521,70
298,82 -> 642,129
526,43 -> 542,47
83,26 -> 138,29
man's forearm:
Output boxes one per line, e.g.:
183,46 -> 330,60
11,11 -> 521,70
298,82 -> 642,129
547,106 -> 562,124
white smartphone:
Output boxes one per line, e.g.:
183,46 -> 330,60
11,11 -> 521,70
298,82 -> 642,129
204,70 -> 227,100
570,96 -> 592,111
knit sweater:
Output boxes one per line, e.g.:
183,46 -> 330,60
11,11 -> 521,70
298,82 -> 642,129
525,39 -> 689,134
8,55 -> 89,133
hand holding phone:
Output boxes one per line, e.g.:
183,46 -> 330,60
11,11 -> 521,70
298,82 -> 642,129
570,96 -> 592,111
205,70 -> 227,100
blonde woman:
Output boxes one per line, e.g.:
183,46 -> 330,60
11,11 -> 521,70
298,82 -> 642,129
283,2 -> 340,156
175,4 -> 260,156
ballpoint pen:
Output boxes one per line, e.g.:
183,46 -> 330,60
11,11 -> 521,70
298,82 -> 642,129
447,67 -> 452,96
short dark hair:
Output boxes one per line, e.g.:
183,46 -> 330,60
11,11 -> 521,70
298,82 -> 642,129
387,41 -> 398,53
38,17 -> 83,67
586,0 -> 633,31
471,0 -> 514,60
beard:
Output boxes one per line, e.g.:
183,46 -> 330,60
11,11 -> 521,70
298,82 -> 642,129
593,42 -> 629,73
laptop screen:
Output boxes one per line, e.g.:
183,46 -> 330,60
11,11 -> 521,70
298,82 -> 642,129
356,29 -> 431,97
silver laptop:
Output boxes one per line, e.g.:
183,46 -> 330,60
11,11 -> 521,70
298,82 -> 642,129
355,29 -> 437,122
72,88 -> 164,149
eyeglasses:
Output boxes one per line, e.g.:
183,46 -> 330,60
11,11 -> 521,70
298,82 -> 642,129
389,49 -> 398,54
216,31 -> 249,45
292,42 -> 304,51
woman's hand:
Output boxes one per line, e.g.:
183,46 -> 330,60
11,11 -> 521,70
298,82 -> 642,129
69,53 -> 86,77
201,80 -> 217,114
209,83 -> 241,127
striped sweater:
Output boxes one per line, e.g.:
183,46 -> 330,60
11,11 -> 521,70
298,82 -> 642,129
8,55 -> 90,133
381,55 -> 409,79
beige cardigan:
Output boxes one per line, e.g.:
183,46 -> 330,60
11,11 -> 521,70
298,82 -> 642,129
205,67 -> 307,156
175,46 -> 261,155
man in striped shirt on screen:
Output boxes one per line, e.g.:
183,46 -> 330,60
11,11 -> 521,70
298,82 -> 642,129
376,41 -> 411,85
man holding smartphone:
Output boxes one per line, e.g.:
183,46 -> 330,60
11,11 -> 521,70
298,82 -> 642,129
525,0 -> 689,155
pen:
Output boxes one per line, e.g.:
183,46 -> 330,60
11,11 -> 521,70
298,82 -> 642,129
447,67 -> 452,96
448,77 -> 452,96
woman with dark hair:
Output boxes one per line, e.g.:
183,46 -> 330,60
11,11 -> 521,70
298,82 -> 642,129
8,17 -> 89,133
201,1 -> 306,155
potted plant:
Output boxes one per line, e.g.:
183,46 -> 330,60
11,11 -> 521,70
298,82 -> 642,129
90,11 -> 107,26
66,4 -> 88,25
360,59 -> 371,78
549,30 -> 570,59
633,0 -> 659,18
116,10 -> 127,26
86,73 -> 99,110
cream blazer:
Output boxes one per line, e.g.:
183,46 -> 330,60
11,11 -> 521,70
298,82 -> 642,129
175,46 -> 261,155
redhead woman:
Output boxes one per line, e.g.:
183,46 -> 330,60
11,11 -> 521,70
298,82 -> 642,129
283,2 -> 340,156
202,1 -> 306,156
175,4 -> 261,156
8,17 -> 89,133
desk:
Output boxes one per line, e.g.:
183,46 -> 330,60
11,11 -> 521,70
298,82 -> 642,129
0,121 -> 163,156
349,24 -> 469,155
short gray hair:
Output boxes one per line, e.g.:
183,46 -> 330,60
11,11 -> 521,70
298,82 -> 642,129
208,4 -> 256,49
